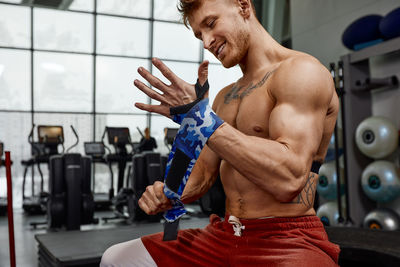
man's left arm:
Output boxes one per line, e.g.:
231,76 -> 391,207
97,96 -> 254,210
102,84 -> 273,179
207,59 -> 336,202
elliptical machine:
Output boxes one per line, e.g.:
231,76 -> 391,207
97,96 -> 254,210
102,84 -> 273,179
21,125 -> 64,214
31,126 -> 97,230
47,125 -> 96,230
102,127 -> 137,223
84,128 -> 115,211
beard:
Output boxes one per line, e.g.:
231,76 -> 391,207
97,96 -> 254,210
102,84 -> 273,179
221,27 -> 250,68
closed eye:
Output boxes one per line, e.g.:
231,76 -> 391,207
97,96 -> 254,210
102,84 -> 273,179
208,19 -> 216,28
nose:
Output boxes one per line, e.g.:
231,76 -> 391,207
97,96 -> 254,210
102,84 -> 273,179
203,33 -> 215,50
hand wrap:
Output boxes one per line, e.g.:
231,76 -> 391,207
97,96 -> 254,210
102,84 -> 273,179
170,79 -> 209,124
163,97 -> 223,240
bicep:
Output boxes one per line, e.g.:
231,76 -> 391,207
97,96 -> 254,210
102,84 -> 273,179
268,59 -> 333,163
269,101 -> 326,164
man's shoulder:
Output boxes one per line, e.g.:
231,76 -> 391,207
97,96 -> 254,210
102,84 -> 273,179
277,54 -> 327,79
271,54 -> 333,99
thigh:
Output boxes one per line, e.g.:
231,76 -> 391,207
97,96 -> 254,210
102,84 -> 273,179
232,237 -> 339,267
142,228 -> 230,267
100,238 -> 157,267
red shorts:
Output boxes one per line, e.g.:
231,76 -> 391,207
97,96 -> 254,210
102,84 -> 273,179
142,214 -> 340,267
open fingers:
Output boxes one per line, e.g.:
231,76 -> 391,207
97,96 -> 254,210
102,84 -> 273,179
137,66 -> 170,93
134,79 -> 170,105
198,60 -> 209,86
152,58 -> 181,85
134,102 -> 171,117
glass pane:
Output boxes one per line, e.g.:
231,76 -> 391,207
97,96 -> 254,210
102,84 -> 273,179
150,60 -> 198,104
97,0 -> 151,19
204,48 -> 220,64
150,115 -> 179,155
0,49 -> 31,111
154,0 -> 181,22
97,16 -> 150,57
96,56 -> 149,114
34,51 -> 93,112
34,8 -> 93,53
0,1 -> 22,3
0,4 -> 30,48
208,64 -> 242,104
69,0 -> 94,12
153,21 -> 200,61
0,112 -> 32,208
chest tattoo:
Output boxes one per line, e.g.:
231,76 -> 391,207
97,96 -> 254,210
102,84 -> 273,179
224,70 -> 275,104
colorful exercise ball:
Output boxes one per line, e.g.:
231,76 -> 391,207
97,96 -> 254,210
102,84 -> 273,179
317,202 -> 341,226
363,208 -> 400,230
361,160 -> 400,203
317,161 -> 344,200
342,15 -> 383,50
380,7 -> 400,39
355,116 -> 398,159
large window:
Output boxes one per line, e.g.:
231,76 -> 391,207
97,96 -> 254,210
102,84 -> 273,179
97,0 -> 151,18
153,21 -> 201,61
96,56 -> 150,113
0,0 -> 243,208
97,16 -> 151,57
0,4 -> 30,48
0,49 -> 31,110
34,52 -> 93,112
33,8 -> 93,53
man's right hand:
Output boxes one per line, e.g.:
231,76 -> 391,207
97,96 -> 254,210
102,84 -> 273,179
138,181 -> 172,215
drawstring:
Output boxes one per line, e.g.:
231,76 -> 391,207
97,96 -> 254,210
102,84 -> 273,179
228,215 -> 245,237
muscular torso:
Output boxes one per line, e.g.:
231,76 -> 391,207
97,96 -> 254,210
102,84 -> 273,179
213,57 -> 338,219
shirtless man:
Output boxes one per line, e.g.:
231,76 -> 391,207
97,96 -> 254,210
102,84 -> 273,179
101,0 -> 340,266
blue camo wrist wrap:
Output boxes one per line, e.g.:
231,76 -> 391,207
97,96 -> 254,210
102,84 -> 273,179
163,97 -> 223,241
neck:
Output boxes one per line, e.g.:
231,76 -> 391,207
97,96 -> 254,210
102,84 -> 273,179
238,21 -> 289,79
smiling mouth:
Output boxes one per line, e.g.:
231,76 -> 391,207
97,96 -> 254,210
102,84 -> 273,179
216,42 -> 226,59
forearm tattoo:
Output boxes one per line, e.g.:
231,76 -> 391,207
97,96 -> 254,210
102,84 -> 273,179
224,70 -> 275,104
283,173 -> 317,209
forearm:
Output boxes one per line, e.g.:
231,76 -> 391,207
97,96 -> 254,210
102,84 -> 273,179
180,146 -> 220,204
207,123 -> 313,202
180,172 -> 217,204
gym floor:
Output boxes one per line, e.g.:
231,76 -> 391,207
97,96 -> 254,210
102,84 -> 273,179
0,205 -> 209,267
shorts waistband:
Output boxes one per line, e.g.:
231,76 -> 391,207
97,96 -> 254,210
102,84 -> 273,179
221,214 -> 324,232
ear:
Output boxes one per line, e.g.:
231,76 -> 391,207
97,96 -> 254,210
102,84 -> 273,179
237,0 -> 251,19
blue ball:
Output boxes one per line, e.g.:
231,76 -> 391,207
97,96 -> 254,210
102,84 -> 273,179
342,15 -> 384,50
380,7 -> 400,39
361,161 -> 400,203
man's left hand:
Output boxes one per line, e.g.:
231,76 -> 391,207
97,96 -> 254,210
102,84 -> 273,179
133,58 -> 209,117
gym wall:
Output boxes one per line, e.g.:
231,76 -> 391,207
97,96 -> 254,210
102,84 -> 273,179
290,0 -> 400,66
291,0 -> 400,215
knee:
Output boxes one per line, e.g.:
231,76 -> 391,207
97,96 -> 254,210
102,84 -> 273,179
100,243 -> 124,267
